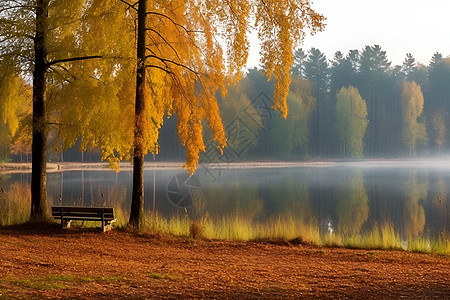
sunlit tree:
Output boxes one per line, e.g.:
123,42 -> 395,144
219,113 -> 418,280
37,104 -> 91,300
0,62 -> 32,159
432,111 -> 446,152
401,80 -> 427,155
113,0 -> 325,227
335,86 -> 368,157
0,0 -> 104,220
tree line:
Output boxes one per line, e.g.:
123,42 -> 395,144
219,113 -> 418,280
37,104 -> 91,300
200,46 -> 450,160
291,46 -> 449,158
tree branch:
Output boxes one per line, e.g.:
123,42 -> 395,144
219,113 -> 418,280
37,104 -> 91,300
146,11 -> 200,35
46,55 -> 103,67
146,28 -> 181,62
118,0 -> 138,12
146,64 -> 173,74
145,55 -> 199,77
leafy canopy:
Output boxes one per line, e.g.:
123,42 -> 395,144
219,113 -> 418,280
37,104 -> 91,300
83,0 -> 325,173
335,86 -> 368,158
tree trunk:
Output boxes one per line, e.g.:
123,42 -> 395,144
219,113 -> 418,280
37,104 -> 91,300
129,0 -> 147,229
31,0 -> 49,221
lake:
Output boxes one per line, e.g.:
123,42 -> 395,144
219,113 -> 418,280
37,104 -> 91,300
1,160 -> 449,241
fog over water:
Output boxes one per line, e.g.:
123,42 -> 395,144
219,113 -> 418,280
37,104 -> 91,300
1,159 -> 448,240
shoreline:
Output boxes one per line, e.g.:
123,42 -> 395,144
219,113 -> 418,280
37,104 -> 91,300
3,157 -> 450,174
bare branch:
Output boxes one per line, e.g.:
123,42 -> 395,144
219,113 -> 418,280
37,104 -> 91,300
145,55 -> 199,76
47,55 -> 103,67
48,65 -> 77,83
146,11 -> 199,35
0,5 -> 34,14
118,0 -> 138,12
146,64 -> 173,74
146,28 -> 181,62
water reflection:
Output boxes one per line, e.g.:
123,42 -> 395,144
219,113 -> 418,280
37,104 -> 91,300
403,172 -> 427,237
1,164 -> 449,241
335,170 -> 369,236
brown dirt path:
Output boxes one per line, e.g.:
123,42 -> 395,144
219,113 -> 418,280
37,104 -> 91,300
0,224 -> 449,299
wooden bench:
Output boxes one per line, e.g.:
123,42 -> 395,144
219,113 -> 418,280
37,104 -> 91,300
52,206 -> 116,232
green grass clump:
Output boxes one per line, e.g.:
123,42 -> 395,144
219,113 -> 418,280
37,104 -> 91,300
341,223 -> 402,250
254,215 -> 298,241
103,275 -> 125,282
112,208 -> 128,229
141,212 -> 190,237
0,273 -> 127,292
47,274 -> 77,282
0,182 -> 31,226
296,222 -> 322,245
407,237 -> 430,253
0,275 -> 67,290
148,273 -> 178,280
430,233 -> 450,255
197,214 -> 304,241
406,233 -> 449,255
379,222 -> 402,249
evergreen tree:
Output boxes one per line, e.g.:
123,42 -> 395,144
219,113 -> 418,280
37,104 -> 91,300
358,45 -> 393,156
292,48 -> 307,77
304,48 -> 329,157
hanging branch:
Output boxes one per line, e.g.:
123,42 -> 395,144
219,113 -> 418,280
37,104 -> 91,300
146,28 -> 181,62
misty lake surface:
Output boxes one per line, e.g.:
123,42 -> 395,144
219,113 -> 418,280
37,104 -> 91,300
1,160 -> 449,240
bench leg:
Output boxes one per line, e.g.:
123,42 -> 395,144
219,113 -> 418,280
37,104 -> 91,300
103,221 -> 112,232
62,220 -> 71,229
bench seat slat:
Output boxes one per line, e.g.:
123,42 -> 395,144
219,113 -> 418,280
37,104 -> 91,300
51,206 -> 116,232
52,212 -> 114,217
53,216 -> 116,221
52,206 -> 114,213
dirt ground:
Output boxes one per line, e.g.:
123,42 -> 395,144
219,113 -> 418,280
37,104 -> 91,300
0,224 -> 449,299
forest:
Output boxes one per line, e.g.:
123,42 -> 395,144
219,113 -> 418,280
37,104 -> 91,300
3,45 -> 449,163
147,47 -> 450,162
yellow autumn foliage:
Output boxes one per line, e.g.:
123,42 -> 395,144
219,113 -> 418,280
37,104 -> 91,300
24,0 -> 324,173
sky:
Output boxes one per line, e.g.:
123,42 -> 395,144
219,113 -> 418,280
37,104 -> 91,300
247,0 -> 450,68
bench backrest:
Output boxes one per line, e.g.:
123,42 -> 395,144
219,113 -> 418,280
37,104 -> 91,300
52,206 -> 115,221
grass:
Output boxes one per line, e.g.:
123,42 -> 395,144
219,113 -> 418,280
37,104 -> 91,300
408,233 -> 450,255
341,222 -> 403,250
148,273 -> 178,280
129,211 -> 449,255
0,273 -> 127,291
1,196 -> 447,255
0,182 -> 31,226
430,233 -> 450,255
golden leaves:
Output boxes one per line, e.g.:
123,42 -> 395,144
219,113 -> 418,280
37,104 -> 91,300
335,86 -> 368,157
0,68 -> 32,155
401,81 -> 427,152
42,0 -> 324,174
136,0 -> 324,173
255,0 -> 325,118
